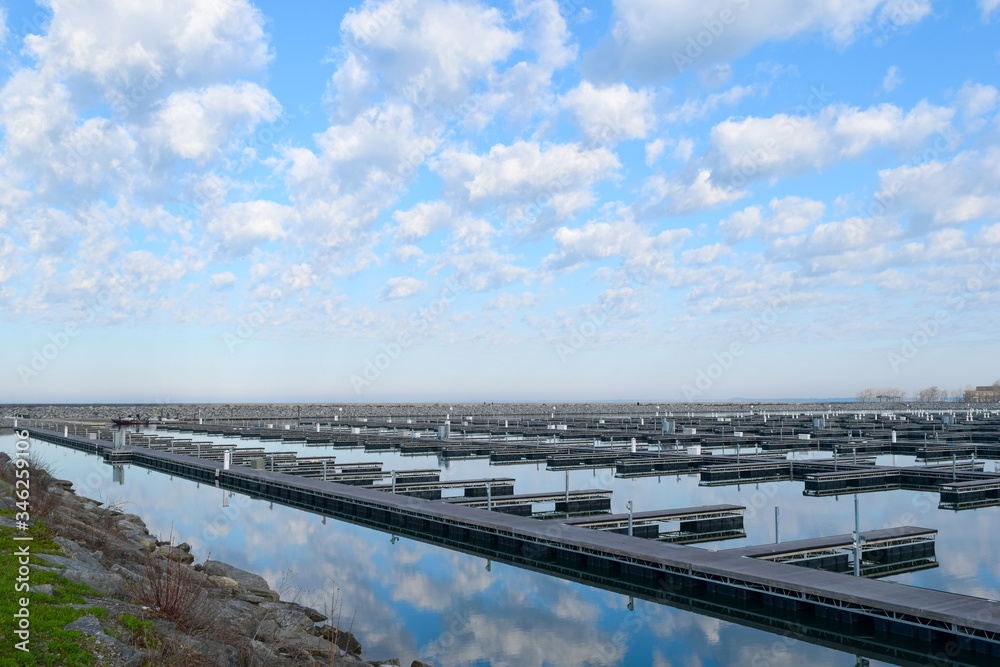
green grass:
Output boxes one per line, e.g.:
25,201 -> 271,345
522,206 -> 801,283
119,614 -> 161,651
0,520 -> 105,666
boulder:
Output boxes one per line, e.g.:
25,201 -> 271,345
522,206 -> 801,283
63,614 -> 146,667
203,560 -> 273,596
155,545 -> 194,564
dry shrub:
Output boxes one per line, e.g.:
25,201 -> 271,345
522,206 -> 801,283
121,535 -> 206,627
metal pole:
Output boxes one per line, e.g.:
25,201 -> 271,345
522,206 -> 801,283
392,470 -> 397,494
952,452 -> 957,480
627,501 -> 633,536
775,506 -> 780,543
853,495 -> 861,577
487,483 -> 492,511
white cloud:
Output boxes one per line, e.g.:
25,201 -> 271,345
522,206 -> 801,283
337,0 -> 519,109
432,140 -> 619,234
975,222 -> 1000,245
664,84 -> 759,124
681,243 -> 731,265
981,0 -> 1000,21
210,271 -> 237,290
643,169 -> 747,216
876,147 -> 1000,226
378,276 -> 427,300
956,82 -> 1000,131
710,101 -> 954,182
206,201 -> 294,253
720,196 -> 826,242
24,0 -> 270,99
645,139 -> 665,166
436,140 -> 618,202
393,201 -> 453,240
585,0 -> 933,83
0,8 -> 7,46
543,209 -> 691,271
883,65 -> 903,92
148,83 -> 281,162
561,81 -> 655,141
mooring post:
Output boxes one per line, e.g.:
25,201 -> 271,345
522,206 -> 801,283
322,459 -> 327,482
853,494 -> 862,577
627,500 -> 634,537
775,506 -> 780,543
952,452 -> 957,480
392,470 -> 397,494
487,482 -> 493,511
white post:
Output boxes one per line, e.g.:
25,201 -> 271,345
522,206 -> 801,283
627,500 -> 634,536
392,470 -> 397,493
631,438 -> 636,453
223,449 -> 231,471
487,482 -> 492,511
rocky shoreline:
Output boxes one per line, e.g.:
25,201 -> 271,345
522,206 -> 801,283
0,452 -> 419,667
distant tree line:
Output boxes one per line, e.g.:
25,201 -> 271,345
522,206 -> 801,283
857,380 -> 1000,403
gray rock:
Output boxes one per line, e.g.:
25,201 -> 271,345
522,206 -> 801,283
63,614 -> 146,667
213,597 -> 262,628
258,601 -> 314,633
0,516 -> 17,528
203,560 -> 273,596
372,660 -> 401,666
278,630 -> 335,656
36,552 -> 107,575
60,569 -> 127,597
64,614 -> 105,636
32,584 -> 55,596
154,545 -> 194,564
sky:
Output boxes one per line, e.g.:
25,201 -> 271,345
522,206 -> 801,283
1,0 -> 999,403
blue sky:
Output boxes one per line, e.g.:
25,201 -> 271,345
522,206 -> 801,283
1,0 -> 999,403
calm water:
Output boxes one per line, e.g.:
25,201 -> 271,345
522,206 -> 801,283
7,429 -> 1000,666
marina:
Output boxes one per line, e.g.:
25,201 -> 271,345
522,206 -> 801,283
17,407 -> 1000,664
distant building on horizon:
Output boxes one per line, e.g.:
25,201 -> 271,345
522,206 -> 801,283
965,385 -> 1000,403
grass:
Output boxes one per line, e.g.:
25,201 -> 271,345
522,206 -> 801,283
119,614 -> 161,651
0,520 -> 105,666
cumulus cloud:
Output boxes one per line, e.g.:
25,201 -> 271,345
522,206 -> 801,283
710,100 -> 954,182
206,201 -> 294,253
561,81 -> 655,141
393,201 -> 453,240
24,0 -> 270,99
876,147 -> 1000,227
432,140 -> 619,234
148,83 -> 281,162
378,276 -> 427,300
956,82 -> 1000,131
720,196 -> 826,243
584,0 -> 933,83
210,271 -> 237,289
543,209 -> 691,271
335,0 -> 519,110
642,169 -> 747,216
